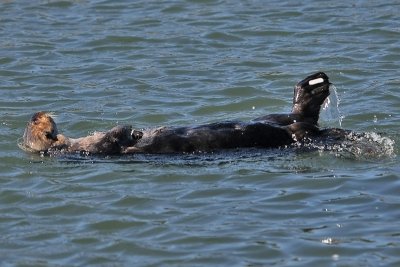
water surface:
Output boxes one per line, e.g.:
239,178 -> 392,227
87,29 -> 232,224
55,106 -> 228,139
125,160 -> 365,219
1,0 -> 399,266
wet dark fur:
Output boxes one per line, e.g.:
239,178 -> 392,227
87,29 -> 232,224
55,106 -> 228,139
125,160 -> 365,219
21,72 -> 348,155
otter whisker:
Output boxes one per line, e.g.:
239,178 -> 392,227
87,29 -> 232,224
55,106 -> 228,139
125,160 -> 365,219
45,112 -> 58,119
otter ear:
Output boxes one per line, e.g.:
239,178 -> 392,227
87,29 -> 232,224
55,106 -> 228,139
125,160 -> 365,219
31,112 -> 43,124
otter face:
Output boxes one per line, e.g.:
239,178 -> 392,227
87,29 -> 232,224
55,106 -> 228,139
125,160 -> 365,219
22,112 -> 59,152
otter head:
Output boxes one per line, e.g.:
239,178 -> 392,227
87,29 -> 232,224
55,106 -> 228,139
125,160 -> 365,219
22,112 -> 59,152
292,72 -> 330,123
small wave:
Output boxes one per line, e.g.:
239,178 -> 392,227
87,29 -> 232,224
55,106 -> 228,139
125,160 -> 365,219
17,138 -> 39,154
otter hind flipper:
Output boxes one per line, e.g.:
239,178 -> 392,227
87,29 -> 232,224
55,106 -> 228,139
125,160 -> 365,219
292,72 -> 331,123
254,72 -> 331,126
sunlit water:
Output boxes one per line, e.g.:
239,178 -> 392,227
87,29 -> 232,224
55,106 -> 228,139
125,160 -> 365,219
1,1 -> 399,266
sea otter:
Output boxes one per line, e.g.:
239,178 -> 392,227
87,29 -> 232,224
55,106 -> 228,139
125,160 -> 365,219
20,72 -> 348,155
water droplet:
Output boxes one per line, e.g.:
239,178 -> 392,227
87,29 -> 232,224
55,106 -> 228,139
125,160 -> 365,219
322,237 -> 334,244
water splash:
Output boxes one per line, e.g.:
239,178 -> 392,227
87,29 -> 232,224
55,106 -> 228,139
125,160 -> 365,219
342,132 -> 396,159
320,85 -> 344,128
295,131 -> 396,160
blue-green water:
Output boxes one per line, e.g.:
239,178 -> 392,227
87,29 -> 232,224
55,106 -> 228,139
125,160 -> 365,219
1,1 -> 399,266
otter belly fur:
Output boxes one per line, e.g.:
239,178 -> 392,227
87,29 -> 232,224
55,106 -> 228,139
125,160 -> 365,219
20,72 -> 350,155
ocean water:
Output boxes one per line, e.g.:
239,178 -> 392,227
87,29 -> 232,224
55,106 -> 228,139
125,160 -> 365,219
1,0 -> 399,266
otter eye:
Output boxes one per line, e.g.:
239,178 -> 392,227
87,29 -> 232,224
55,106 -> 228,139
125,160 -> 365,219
45,132 -> 53,139
45,131 -> 57,141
